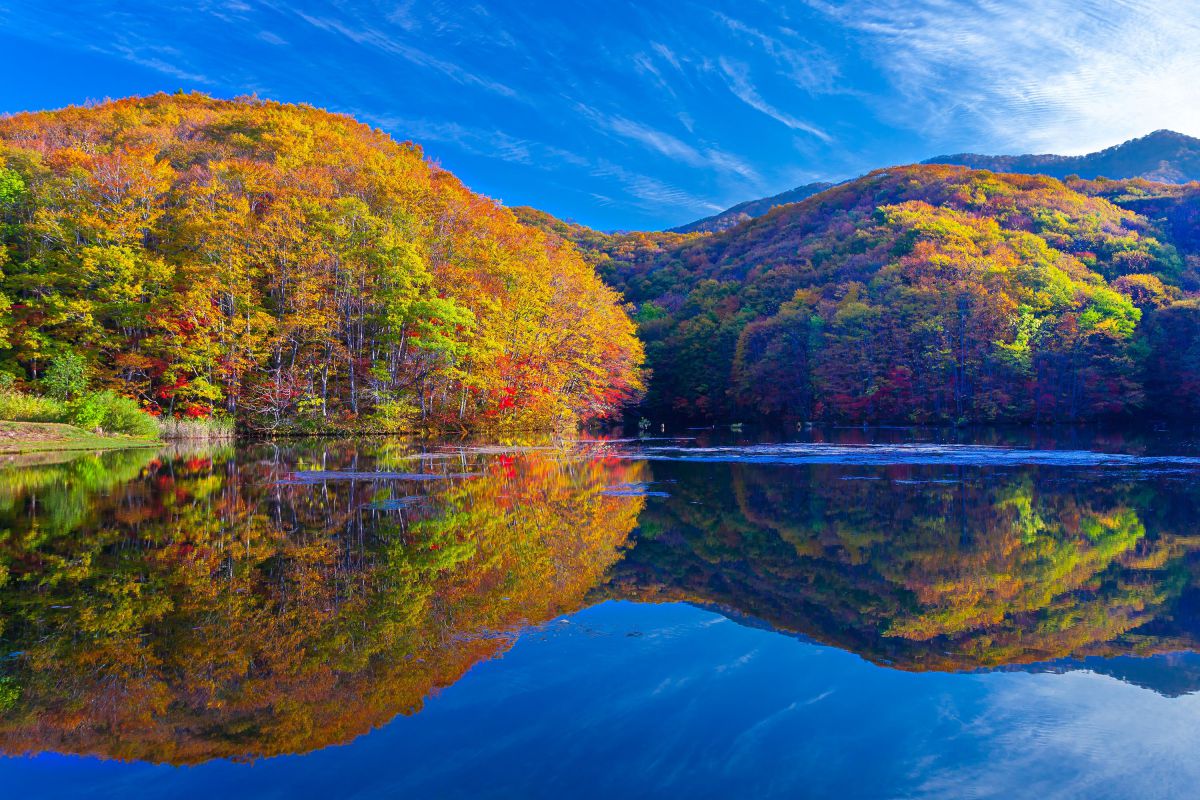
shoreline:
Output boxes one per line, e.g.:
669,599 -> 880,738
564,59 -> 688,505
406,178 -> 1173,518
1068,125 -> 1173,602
0,421 -> 161,455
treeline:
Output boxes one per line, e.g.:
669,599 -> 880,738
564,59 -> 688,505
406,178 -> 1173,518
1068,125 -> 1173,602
0,94 -> 643,432
525,166 -> 1200,423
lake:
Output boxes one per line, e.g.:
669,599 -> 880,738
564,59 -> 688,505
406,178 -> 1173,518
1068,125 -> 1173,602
2,428 -> 1200,798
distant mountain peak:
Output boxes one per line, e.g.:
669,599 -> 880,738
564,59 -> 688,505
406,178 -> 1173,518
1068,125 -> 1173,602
924,130 -> 1200,183
668,181 -> 835,234
1144,128 -> 1190,140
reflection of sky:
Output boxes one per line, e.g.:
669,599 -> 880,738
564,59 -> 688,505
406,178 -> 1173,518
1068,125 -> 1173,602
3,601 -> 1197,799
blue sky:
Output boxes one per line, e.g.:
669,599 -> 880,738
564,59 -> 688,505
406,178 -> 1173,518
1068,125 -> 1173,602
3,1 -> 1200,230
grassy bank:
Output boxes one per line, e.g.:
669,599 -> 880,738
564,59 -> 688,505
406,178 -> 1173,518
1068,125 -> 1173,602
0,421 -> 160,454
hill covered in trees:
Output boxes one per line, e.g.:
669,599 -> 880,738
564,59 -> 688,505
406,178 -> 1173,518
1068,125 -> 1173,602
528,165 -> 1200,423
3,94 -> 1197,429
0,94 -> 643,433
664,131 -> 1200,238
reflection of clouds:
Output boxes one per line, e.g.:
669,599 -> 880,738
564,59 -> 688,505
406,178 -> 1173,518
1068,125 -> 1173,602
552,616 -> 1196,797
914,671 -> 1200,799
715,649 -> 759,673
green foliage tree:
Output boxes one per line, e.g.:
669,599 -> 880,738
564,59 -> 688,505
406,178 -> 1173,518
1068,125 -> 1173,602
43,350 -> 87,401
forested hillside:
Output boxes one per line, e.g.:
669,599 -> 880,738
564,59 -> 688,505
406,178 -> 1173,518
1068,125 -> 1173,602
530,166 -> 1200,423
3,94 -> 1196,430
0,94 -> 643,432
665,132 -> 1200,238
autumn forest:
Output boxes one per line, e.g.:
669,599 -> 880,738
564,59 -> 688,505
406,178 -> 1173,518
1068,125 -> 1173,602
0,94 -> 642,434
1,93 -> 1199,431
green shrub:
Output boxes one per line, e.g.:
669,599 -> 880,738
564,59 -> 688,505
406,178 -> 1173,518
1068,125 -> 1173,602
66,393 -> 106,430
67,391 -> 159,438
0,389 -> 65,422
368,398 -> 420,432
44,351 -> 88,401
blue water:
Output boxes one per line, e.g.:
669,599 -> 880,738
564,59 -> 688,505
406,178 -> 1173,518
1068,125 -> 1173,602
3,599 -> 1196,800
4,433 -> 1200,798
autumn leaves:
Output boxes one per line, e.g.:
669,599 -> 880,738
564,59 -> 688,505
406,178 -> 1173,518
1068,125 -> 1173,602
0,94 -> 643,432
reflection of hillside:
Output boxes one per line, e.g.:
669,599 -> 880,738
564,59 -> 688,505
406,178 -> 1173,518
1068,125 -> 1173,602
6,440 -> 1200,764
603,461 -> 1200,672
0,443 -> 645,764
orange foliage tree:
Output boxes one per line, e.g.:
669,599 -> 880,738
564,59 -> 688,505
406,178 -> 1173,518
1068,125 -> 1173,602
0,94 -> 642,431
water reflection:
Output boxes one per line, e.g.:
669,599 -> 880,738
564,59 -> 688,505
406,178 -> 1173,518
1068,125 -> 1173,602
0,442 -> 645,763
1,433 -> 1200,764
609,457 -> 1200,672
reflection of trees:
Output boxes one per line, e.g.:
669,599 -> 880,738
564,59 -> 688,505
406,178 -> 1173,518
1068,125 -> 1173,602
6,439 -> 1200,765
0,443 -> 645,764
605,461 -> 1200,671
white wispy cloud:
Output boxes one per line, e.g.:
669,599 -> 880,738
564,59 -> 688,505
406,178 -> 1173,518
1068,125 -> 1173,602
360,113 -> 593,171
106,42 -> 212,84
712,11 -> 841,94
577,104 -> 763,183
359,112 -> 720,218
651,41 -> 684,74
589,159 -> 725,215
289,8 -> 521,99
716,58 -> 832,142
806,0 -> 1200,153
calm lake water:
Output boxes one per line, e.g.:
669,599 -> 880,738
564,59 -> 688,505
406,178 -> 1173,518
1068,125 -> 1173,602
3,428 -> 1200,798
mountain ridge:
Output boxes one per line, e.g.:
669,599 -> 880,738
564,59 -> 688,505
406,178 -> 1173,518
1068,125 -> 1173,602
668,180 -> 835,234
671,130 -> 1200,235
923,129 -> 1200,183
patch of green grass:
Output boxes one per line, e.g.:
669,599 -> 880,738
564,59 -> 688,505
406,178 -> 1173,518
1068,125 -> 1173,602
0,421 -> 160,454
